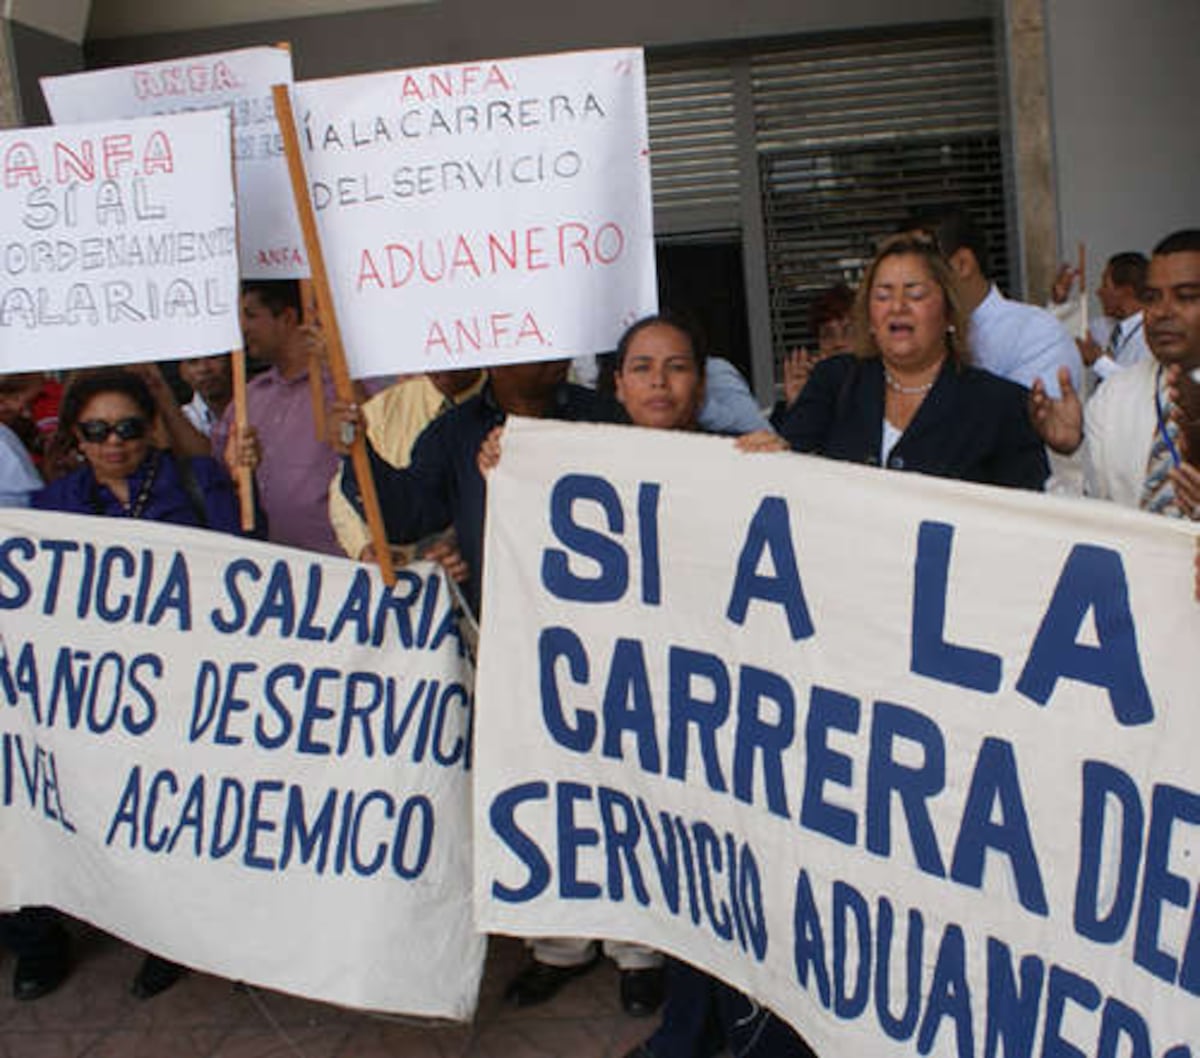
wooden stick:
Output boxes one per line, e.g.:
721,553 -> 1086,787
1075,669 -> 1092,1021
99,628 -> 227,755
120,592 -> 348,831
231,350 -> 255,532
272,83 -> 395,587
1077,242 -> 1088,339
299,278 -> 327,442
284,43 -> 323,442
220,110 -> 256,533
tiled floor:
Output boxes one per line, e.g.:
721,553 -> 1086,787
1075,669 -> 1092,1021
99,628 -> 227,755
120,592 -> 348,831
0,923 -> 659,1058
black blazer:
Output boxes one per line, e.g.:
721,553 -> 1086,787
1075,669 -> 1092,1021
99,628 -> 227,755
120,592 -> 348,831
778,354 -> 1048,491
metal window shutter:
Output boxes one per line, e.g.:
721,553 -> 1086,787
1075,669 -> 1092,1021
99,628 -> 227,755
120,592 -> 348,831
751,26 -> 1008,361
646,59 -> 741,235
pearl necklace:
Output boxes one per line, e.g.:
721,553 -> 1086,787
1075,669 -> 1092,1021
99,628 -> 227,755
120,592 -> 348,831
884,369 -> 935,396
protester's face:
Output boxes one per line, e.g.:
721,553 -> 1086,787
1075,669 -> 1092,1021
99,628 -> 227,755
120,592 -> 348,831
868,253 -> 949,368
426,368 -> 481,399
817,315 -> 854,358
240,293 -> 289,362
615,323 -> 704,431
491,360 -> 568,398
1144,251 -> 1200,369
0,376 -> 37,428
75,391 -> 151,483
1096,266 -> 1127,318
179,355 -> 232,404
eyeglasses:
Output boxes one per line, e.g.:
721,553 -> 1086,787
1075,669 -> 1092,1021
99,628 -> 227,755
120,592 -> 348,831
77,417 -> 149,443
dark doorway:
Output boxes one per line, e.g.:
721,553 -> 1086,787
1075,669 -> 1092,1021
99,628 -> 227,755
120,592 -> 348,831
656,238 -> 753,386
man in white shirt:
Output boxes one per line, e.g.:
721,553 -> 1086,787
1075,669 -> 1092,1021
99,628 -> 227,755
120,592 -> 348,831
1077,252 -> 1150,382
907,206 -> 1083,399
178,354 -> 233,438
1031,229 -> 1200,517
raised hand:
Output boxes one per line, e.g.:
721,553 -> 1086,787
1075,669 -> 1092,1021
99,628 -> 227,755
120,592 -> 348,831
1029,366 -> 1083,455
782,347 -> 818,407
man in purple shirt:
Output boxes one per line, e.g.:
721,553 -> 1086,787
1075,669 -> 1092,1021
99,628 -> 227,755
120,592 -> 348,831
214,280 -> 344,555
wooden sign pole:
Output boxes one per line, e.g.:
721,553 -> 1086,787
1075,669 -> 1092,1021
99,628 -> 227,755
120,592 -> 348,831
230,349 -> 255,531
222,117 -> 255,532
299,278 -> 327,442
272,83 -> 395,587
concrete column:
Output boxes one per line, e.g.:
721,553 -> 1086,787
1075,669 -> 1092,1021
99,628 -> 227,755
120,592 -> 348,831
0,19 -> 23,128
1001,0 -> 1058,303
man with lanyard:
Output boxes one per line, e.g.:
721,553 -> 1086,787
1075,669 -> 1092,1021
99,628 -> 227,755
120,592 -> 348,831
1077,252 -> 1151,382
1031,229 -> 1200,518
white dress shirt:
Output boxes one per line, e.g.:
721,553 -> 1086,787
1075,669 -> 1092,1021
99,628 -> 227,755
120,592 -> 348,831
970,285 -> 1083,399
182,393 -> 218,436
1083,354 -> 1159,507
1091,310 -> 1150,381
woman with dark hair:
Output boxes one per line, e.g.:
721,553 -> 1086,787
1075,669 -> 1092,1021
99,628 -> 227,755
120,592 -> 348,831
478,316 -> 803,1056
32,367 -> 243,998
779,233 -> 1048,490
34,368 -> 240,531
772,282 -> 858,425
609,314 -> 808,1058
611,312 -> 709,431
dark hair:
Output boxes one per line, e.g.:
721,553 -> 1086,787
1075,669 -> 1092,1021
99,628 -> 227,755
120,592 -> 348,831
808,283 -> 855,334
241,279 -> 302,317
0,371 -> 41,395
59,368 -> 156,434
1106,252 -> 1148,294
614,312 -> 708,375
1153,229 -> 1200,256
902,205 -> 989,277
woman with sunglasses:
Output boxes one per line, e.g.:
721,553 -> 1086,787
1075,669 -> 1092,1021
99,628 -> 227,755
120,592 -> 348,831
33,368 -> 240,532
31,368 -> 240,999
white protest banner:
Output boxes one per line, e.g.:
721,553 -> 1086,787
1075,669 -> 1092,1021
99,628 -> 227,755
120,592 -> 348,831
0,509 -> 483,1018
288,48 -> 657,377
0,111 -> 242,373
474,419 -> 1200,1056
42,46 -> 308,279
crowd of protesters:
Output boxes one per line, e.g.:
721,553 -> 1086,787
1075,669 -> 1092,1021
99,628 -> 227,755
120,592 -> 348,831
0,206 -> 1197,1058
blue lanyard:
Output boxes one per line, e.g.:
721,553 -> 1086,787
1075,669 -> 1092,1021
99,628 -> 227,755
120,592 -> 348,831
1154,364 -> 1183,469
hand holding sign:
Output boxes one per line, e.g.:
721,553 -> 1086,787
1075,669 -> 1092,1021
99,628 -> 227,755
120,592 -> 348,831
477,425 -> 504,477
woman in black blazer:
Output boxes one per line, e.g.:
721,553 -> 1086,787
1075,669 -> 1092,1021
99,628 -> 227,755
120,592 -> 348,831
779,234 -> 1048,492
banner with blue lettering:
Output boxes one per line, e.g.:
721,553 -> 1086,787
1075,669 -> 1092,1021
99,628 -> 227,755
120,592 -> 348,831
474,418 -> 1200,1056
0,510 -> 483,1018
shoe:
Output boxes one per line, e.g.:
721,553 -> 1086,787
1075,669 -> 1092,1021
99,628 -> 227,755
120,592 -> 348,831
619,967 -> 665,1017
12,950 -> 69,1001
503,953 -> 601,1007
131,954 -> 187,999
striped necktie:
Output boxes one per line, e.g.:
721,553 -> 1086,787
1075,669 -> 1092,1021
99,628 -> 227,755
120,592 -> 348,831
1139,367 -> 1183,517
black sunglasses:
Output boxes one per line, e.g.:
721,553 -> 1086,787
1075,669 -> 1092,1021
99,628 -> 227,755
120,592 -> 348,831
77,417 -> 149,443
